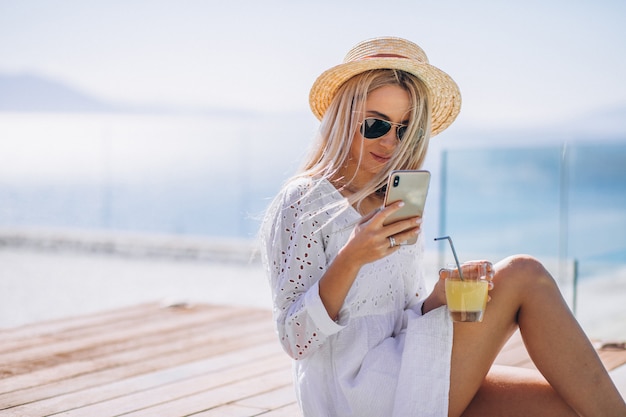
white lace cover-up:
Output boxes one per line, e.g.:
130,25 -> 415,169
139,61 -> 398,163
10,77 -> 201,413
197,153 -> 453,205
261,177 -> 453,417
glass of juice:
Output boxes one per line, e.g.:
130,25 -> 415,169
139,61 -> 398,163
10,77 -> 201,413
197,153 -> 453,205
441,261 -> 493,322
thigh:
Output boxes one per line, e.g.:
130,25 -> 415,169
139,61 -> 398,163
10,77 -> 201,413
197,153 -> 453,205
447,257 -> 527,417
461,365 -> 578,417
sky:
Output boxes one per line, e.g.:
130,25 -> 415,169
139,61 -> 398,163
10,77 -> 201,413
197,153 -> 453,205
1,0 -> 626,132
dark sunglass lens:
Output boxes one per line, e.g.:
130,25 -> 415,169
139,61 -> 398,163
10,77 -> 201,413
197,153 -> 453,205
397,125 -> 407,141
361,118 -> 391,139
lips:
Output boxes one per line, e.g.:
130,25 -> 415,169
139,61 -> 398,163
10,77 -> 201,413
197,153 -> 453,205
370,152 -> 392,164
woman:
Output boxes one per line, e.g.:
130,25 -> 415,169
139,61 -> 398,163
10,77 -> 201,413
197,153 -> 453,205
260,37 -> 625,417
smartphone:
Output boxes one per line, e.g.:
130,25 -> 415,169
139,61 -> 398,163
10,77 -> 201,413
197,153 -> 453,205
382,170 -> 431,245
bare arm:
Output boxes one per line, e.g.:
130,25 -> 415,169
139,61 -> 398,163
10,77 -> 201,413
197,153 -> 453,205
421,278 -> 446,315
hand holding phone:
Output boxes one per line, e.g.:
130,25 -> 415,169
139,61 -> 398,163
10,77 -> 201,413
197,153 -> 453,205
382,170 -> 430,245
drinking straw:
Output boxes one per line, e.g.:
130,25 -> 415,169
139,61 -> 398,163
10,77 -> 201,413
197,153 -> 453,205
435,236 -> 464,281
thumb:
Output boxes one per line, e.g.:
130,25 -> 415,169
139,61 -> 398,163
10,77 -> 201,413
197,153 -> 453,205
438,267 -> 450,281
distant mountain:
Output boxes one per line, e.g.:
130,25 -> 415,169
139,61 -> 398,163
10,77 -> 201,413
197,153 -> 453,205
0,73 -> 261,117
0,73 -> 125,112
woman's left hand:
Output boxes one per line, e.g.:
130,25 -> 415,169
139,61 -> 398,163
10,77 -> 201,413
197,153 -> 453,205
441,260 -> 495,295
422,260 -> 495,315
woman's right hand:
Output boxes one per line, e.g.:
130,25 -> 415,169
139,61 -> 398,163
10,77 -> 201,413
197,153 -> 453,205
341,201 -> 422,266
319,201 -> 422,320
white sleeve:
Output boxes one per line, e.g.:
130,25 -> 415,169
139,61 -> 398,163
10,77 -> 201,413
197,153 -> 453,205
261,180 -> 346,360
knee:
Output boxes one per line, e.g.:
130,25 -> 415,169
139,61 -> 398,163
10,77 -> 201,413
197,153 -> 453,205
501,254 -> 548,275
495,255 -> 558,290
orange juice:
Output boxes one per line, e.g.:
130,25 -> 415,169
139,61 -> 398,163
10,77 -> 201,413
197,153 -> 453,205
445,279 -> 489,322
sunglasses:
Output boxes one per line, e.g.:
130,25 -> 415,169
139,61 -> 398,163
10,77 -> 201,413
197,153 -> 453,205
359,117 -> 408,141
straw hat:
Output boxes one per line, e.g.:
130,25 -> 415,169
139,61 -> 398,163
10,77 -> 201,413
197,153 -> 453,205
309,37 -> 461,137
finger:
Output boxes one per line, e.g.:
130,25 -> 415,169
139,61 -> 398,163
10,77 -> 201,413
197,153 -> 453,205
438,267 -> 450,280
465,260 -> 494,272
386,235 -> 397,250
384,218 -> 422,245
388,224 -> 421,246
358,206 -> 382,225
462,260 -> 495,282
374,201 -> 405,225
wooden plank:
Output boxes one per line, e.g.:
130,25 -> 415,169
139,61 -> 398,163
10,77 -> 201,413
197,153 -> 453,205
1,304 -> 269,368
5,351 -> 288,416
0,336 -> 279,412
51,368 -> 292,417
610,364 -> 626,398
0,303 -> 623,417
0,303 -> 159,344
258,403 -> 303,417
2,343 -> 288,415
0,313 -> 278,407
0,310 -> 272,392
0,304 -> 246,368
129,367 -> 292,417
0,320 -> 272,397
191,404 -> 270,417
234,385 -> 297,411
595,342 -> 626,371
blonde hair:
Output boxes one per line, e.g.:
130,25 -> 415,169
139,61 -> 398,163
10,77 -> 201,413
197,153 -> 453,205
295,69 -> 431,208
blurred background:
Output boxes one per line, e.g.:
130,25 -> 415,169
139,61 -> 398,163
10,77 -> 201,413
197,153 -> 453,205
1,0 -> 625,338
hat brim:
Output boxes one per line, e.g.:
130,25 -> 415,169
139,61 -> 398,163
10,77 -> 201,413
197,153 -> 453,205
309,58 -> 461,137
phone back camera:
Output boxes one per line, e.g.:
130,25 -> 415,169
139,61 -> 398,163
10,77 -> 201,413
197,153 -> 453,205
393,175 -> 400,187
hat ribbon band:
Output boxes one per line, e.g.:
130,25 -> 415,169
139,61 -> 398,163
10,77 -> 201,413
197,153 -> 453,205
363,53 -> 408,59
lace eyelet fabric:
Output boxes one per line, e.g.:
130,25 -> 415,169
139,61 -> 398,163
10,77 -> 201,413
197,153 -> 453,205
260,177 -> 453,417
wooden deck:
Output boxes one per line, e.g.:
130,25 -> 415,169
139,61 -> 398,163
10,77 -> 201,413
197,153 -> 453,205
0,302 -> 624,416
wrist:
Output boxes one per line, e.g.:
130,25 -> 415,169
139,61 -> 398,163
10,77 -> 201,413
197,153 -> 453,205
334,246 -> 364,274
422,293 -> 443,315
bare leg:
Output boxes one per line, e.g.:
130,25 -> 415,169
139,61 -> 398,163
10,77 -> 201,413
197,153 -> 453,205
463,365 -> 578,417
447,255 -> 626,417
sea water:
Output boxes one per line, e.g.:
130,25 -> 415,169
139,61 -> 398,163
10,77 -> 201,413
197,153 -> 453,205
0,112 -> 312,238
442,144 -> 626,279
1,111 -> 625,276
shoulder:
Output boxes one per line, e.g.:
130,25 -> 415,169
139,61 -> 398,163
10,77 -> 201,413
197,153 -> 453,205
281,176 -> 316,201
262,176 -> 346,233
277,176 -> 337,210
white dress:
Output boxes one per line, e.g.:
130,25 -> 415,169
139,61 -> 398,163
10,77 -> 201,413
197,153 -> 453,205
260,177 -> 453,417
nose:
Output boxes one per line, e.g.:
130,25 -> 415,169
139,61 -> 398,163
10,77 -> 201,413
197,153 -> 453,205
379,127 -> 399,149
